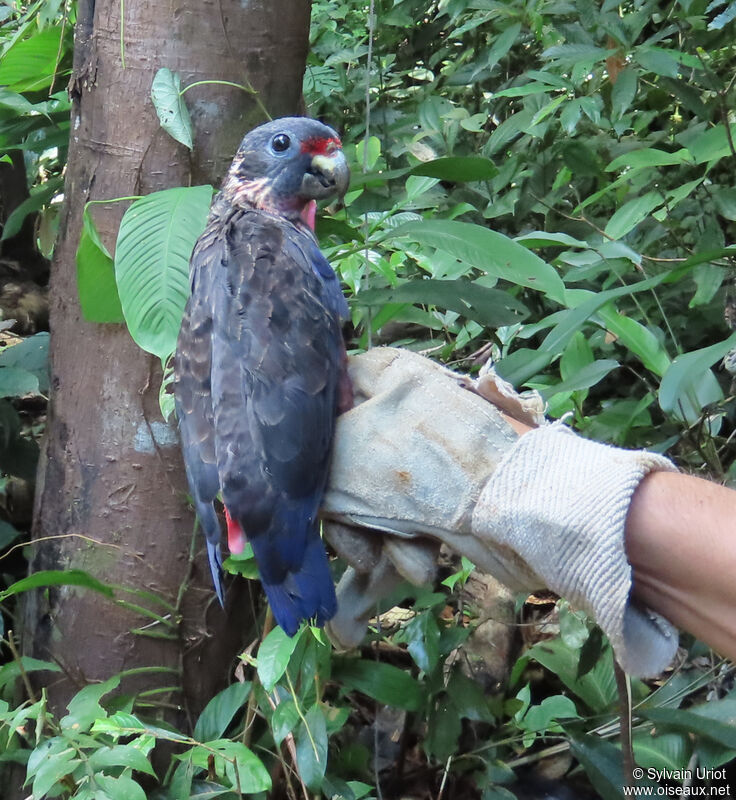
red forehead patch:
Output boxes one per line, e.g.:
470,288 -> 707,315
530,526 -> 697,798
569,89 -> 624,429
300,136 -> 342,156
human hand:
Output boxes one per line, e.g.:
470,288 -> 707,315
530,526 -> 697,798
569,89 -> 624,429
323,347 -> 678,677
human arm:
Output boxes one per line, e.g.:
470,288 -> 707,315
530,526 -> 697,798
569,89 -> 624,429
625,470 -> 736,664
502,413 -> 736,664
323,347 -> 734,676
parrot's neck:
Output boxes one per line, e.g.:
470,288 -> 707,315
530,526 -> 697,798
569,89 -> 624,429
214,176 -> 317,234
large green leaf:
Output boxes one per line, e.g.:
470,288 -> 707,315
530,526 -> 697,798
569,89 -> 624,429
151,68 -> 194,149
0,333 -> 49,393
595,309 -> 671,377
88,772 -> 147,800
27,737 -> 81,799
409,156 -> 497,182
569,734 -> 625,800
354,278 -> 528,327
632,732 -> 692,772
0,367 -> 39,398
60,675 -> 120,732
526,638 -> 617,713
0,26 -> 63,92
76,207 -> 125,323
658,333 -> 736,422
542,276 -> 668,358
639,702 -> 736,749
332,658 -> 425,711
389,219 -> 565,303
540,359 -> 619,400
687,125 -> 735,164
257,626 -> 301,692
351,156 -> 498,188
295,705 -> 328,791
606,148 -> 690,173
604,192 -> 662,240
189,740 -> 271,793
114,185 -> 213,360
194,681 -> 251,742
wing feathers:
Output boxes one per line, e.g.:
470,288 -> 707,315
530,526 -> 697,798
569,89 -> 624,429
175,204 -> 343,630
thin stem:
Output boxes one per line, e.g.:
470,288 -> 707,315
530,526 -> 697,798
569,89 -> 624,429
179,79 -> 255,96
285,669 -> 319,761
7,630 -> 36,702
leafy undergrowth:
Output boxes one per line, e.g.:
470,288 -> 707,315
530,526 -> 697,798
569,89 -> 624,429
1,568 -> 735,799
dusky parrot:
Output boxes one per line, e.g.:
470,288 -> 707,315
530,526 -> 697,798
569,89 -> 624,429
174,117 -> 351,635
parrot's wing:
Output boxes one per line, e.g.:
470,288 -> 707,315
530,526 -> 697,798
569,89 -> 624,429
174,229 -> 225,603
210,210 -> 342,633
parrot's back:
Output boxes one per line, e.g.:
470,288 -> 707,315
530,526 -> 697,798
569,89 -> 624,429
176,202 -> 344,634
174,116 -> 350,636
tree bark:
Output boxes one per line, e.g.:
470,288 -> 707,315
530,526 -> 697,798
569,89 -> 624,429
25,0 -> 311,726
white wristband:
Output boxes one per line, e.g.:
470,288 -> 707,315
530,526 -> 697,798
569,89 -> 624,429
475,423 -> 679,677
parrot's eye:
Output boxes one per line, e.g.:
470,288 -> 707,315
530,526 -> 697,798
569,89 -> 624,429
271,134 -> 291,153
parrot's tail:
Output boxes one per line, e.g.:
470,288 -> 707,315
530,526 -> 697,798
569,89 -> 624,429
253,532 -> 337,637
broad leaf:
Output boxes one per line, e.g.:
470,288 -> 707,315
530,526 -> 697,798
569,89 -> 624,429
632,731 -> 692,772
0,333 -> 50,393
61,675 -> 120,732
27,737 -> 80,799
526,638 -> 617,713
0,367 -> 39,398
390,219 -> 565,302
1,176 -> 63,241
409,156 -> 497,182
611,67 -> 637,118
189,740 -> 271,793
193,681 -> 251,742
0,26 -> 63,92
640,702 -> 736,749
295,705 -> 328,790
569,734 -> 626,800
0,519 -> 22,551
76,207 -> 125,323
354,278 -> 528,327
270,698 -> 300,746
114,185 -> 213,360
151,68 -> 194,149
257,626 -> 301,692
540,359 -> 619,399
606,148 -> 690,173
658,333 -> 736,422
604,192 -> 662,240
90,772 -> 147,800
332,658 -> 425,711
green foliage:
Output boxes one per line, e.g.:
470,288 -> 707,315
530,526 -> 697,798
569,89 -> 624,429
151,68 -> 194,150
114,185 -> 214,362
19,0 -> 736,796
0,2 -> 72,246
306,0 -> 736,476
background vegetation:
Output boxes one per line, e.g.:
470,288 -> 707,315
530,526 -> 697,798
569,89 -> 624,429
1,0 -> 736,797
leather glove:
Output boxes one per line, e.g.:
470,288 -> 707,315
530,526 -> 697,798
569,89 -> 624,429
322,347 -> 679,678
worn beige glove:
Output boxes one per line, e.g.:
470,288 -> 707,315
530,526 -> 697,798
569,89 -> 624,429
322,347 -> 679,678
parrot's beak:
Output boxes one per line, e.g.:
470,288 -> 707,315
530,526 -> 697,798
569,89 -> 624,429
301,149 -> 350,202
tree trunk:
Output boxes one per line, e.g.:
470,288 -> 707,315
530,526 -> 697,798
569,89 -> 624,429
25,0 -> 311,726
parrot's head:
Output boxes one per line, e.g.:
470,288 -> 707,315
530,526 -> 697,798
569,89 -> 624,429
223,117 -> 350,222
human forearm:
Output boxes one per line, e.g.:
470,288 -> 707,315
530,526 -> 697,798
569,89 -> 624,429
625,470 -> 736,663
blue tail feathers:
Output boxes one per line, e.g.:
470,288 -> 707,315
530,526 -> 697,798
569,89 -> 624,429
254,532 -> 337,636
